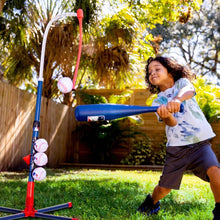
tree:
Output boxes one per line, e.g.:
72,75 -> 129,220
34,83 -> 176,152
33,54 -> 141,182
0,0 -> 6,13
0,0 -> 95,101
0,0 -> 26,78
149,0 -> 220,82
0,0 -> 203,105
82,0 -> 203,90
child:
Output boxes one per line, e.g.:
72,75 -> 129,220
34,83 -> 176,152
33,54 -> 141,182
137,56 -> 220,220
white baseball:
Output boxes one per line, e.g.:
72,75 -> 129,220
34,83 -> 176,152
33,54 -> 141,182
33,152 -> 48,166
32,167 -> 47,181
34,138 -> 48,153
57,77 -> 73,93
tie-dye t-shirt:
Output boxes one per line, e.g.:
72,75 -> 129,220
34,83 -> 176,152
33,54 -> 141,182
152,78 -> 216,147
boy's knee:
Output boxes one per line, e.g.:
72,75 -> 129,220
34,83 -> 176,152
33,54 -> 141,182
207,166 -> 220,177
208,166 -> 220,172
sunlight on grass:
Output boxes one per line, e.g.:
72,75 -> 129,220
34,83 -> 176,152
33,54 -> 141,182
0,169 -> 215,219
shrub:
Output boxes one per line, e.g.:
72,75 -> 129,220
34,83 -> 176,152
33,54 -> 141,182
121,136 -> 167,166
193,77 -> 220,122
75,89 -> 148,164
76,119 -> 148,164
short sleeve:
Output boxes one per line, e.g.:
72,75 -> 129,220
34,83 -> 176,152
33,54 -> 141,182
175,78 -> 195,91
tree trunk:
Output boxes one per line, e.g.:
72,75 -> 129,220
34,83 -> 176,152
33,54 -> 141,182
0,0 -> 6,13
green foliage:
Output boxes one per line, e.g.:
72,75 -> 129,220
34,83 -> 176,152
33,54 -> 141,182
3,0 -> 26,11
193,77 -> 220,122
128,0 -> 202,27
156,135 -> 167,165
121,135 -> 166,165
77,89 -> 133,104
121,139 -> 153,165
108,90 -> 133,104
73,0 -> 99,30
101,10 -> 135,46
77,91 -> 108,104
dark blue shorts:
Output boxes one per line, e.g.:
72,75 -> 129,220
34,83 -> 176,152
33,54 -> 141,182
159,140 -> 220,190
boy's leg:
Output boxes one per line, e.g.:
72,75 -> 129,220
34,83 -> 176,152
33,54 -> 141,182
152,185 -> 172,204
137,145 -> 186,215
137,185 -> 171,215
207,166 -> 220,202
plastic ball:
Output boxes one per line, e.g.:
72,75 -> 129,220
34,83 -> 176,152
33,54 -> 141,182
32,167 -> 47,181
33,152 -> 48,166
57,77 -> 73,93
34,138 -> 48,153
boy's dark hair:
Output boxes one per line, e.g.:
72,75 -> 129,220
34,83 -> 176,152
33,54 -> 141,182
145,56 -> 196,94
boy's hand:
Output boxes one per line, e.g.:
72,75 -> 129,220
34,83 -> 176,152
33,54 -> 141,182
167,98 -> 181,113
157,104 -> 172,119
157,104 -> 177,127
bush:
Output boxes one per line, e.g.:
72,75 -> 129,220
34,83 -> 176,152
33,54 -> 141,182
121,136 -> 166,166
193,77 -> 220,122
75,89 -> 150,164
76,119 -> 148,164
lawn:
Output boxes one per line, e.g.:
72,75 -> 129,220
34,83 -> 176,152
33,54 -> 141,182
0,168 -> 215,220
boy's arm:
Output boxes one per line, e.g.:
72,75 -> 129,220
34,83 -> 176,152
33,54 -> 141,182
157,85 -> 195,127
167,85 -> 195,113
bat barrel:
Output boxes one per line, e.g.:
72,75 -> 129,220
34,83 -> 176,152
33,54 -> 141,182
75,104 -> 158,121
75,104 -> 184,121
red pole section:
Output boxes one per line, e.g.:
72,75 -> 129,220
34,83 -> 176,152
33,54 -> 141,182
72,9 -> 83,90
23,182 -> 36,217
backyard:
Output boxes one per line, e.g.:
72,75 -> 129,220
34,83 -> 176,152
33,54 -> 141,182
0,168 -> 214,219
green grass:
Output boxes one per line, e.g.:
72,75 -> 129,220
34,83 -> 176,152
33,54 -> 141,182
0,168 -> 215,219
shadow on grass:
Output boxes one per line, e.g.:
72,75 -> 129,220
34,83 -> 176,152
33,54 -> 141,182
0,171 -> 29,180
0,170 -> 214,220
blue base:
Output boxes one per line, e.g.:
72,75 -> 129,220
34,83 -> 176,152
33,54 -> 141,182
0,203 -> 74,220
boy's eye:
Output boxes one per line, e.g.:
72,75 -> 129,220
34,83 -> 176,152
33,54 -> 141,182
149,68 -> 159,76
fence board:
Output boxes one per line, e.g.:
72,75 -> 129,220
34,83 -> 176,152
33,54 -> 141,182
0,82 -> 35,170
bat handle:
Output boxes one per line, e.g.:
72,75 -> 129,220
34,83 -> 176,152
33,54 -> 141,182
155,104 -> 184,112
180,104 -> 184,113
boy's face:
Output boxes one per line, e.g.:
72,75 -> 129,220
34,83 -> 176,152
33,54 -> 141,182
148,61 -> 174,91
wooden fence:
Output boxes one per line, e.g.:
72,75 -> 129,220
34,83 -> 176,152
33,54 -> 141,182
0,81 -> 76,171
0,81 -> 220,171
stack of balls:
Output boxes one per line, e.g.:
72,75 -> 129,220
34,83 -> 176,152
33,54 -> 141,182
32,76 -> 71,181
32,138 -> 48,181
